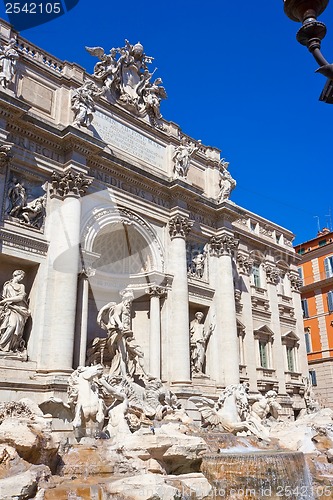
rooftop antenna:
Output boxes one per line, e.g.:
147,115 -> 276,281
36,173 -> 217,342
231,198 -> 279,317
314,216 -> 321,234
325,207 -> 333,231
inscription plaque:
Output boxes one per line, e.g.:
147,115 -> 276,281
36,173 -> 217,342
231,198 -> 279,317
93,111 -> 166,170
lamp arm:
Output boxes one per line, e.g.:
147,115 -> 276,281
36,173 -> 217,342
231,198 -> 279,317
310,46 -> 330,67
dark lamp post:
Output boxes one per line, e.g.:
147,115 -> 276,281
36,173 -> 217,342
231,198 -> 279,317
283,0 -> 333,102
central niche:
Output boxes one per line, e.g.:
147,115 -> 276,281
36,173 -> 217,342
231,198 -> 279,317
92,222 -> 153,275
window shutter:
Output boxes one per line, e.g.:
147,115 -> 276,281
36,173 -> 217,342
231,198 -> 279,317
301,299 -> 309,318
324,257 -> 333,278
305,332 -> 311,353
328,291 -> 333,312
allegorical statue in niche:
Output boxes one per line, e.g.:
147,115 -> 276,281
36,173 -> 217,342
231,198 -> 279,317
217,158 -> 236,202
0,270 -> 31,352
0,38 -> 19,89
173,137 -> 201,179
92,289 -> 150,378
190,312 -> 214,375
71,81 -> 102,127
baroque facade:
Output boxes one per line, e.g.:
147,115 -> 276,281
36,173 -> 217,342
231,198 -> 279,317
295,228 -> 333,408
0,19 -> 308,417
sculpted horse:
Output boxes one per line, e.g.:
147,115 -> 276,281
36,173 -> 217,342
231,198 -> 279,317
190,383 -> 270,442
68,364 -> 106,438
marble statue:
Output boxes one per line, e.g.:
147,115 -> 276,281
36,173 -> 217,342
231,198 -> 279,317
86,40 -> 166,125
6,177 -> 27,217
68,364 -> 106,438
142,77 -> 167,127
189,252 -> 206,279
250,390 -> 281,422
90,289 -> 150,378
0,270 -> 31,353
189,312 -> 213,375
0,38 -> 19,89
217,158 -> 236,202
190,383 -> 275,441
173,137 -> 201,179
19,194 -> 46,229
71,81 -> 102,127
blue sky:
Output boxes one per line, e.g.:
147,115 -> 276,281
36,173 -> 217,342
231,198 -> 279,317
1,0 -> 332,244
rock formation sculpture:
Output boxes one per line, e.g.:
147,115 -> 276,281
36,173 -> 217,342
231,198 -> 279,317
0,270 -> 30,353
86,40 -> 166,126
0,38 -> 19,89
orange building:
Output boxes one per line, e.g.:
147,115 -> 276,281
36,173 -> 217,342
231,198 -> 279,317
295,228 -> 333,407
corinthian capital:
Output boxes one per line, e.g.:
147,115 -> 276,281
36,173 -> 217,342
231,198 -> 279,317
169,215 -> 193,239
288,272 -> 303,292
209,234 -> 239,257
263,264 -> 280,285
236,253 -> 254,275
49,169 -> 93,199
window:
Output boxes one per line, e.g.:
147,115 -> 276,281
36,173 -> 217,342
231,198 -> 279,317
309,369 -> 317,387
327,291 -> 333,312
259,340 -> 268,368
286,346 -> 295,372
324,256 -> 333,278
304,329 -> 312,353
297,267 -> 303,285
301,298 -> 309,318
252,263 -> 261,288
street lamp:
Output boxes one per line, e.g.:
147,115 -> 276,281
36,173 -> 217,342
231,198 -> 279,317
283,0 -> 333,102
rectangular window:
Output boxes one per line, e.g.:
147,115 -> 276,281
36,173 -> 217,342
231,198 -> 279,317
297,267 -> 303,285
309,370 -> 317,387
252,264 -> 261,288
327,291 -> 333,312
324,256 -> 333,278
301,299 -> 309,318
286,346 -> 294,372
259,340 -> 268,368
304,331 -> 312,353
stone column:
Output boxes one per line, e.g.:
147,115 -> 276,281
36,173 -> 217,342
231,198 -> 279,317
145,285 -> 167,379
209,233 -> 240,386
235,253 -> 258,390
40,170 -> 92,371
75,267 -> 95,368
168,214 -> 193,384
289,271 -> 308,377
264,263 -> 287,394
